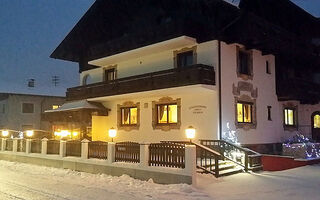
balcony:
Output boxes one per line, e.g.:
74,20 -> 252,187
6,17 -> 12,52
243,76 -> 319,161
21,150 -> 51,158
66,64 -> 215,101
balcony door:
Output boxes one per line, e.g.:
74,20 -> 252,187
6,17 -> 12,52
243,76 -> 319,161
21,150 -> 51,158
104,68 -> 116,82
311,111 -> 320,141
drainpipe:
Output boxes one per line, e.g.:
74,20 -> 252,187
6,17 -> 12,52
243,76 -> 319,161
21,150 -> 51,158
218,40 -> 222,140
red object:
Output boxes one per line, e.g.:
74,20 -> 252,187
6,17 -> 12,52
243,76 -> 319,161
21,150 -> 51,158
262,155 -> 320,171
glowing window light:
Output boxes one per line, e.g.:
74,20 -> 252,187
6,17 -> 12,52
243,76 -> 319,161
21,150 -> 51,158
72,132 -> 78,137
60,130 -> 70,137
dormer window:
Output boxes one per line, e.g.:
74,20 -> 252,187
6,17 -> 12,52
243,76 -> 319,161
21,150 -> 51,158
174,46 -> 197,68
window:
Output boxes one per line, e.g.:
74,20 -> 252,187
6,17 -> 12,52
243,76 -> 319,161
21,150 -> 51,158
52,105 -> 60,110
266,61 -> 271,74
239,50 -> 250,75
157,104 -> 178,124
22,103 -> 34,113
314,114 -> 320,128
237,47 -> 253,79
120,107 -> 138,125
177,51 -> 194,68
152,97 -> 181,130
267,106 -> 272,121
117,101 -> 140,131
0,104 -> 5,114
174,46 -> 196,68
284,108 -> 296,126
82,74 -> 91,86
237,102 -> 252,123
104,68 -> 116,81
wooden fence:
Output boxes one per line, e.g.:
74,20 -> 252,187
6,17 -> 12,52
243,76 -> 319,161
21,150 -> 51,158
31,139 -> 41,153
17,139 -> 26,152
66,140 -> 81,157
5,139 -> 13,151
88,141 -> 108,159
115,142 -> 140,163
149,142 -> 185,168
47,140 -> 60,155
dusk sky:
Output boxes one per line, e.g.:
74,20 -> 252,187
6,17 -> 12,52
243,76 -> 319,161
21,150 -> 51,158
0,0 -> 319,96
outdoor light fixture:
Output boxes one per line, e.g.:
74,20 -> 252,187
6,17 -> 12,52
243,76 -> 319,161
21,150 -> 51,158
185,126 -> 196,143
72,131 -> 78,137
2,130 -> 9,137
26,130 -> 34,138
108,127 -> 117,142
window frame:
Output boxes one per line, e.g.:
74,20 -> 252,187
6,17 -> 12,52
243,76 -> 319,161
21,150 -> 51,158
156,103 -> 178,125
120,106 -> 138,126
283,108 -> 296,127
152,97 -> 181,131
103,65 -> 117,82
21,103 -> 34,114
236,46 -> 253,80
234,95 -> 257,130
236,101 -> 253,124
117,101 -> 140,131
173,46 -> 197,68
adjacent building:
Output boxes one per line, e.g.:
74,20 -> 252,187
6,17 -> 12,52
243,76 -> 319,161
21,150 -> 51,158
0,93 -> 65,136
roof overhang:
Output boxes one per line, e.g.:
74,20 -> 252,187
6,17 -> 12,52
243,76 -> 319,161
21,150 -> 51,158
44,100 -> 107,113
88,36 -> 197,67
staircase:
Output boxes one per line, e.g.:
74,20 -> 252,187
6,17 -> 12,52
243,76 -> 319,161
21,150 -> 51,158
163,140 -> 263,178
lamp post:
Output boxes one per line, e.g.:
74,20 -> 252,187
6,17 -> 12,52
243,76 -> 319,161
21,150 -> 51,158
26,130 -> 34,138
1,130 -> 9,138
108,127 -> 117,142
185,126 -> 196,143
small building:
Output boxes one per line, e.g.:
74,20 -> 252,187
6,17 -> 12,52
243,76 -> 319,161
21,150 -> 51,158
0,93 -> 65,137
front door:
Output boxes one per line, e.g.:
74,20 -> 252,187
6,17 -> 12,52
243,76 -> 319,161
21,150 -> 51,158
311,111 -> 320,141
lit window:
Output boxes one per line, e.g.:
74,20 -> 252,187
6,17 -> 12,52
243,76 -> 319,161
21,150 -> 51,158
157,104 -> 178,124
284,108 -> 295,126
237,102 -> 252,123
52,105 -> 60,110
22,103 -> 34,113
314,115 -> 320,128
121,107 -> 138,125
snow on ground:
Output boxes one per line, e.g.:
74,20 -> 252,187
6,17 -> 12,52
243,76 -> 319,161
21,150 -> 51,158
0,160 -> 319,200
0,160 -> 210,200
197,164 -> 320,200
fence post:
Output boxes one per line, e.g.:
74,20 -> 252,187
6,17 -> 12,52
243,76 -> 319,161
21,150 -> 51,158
185,145 -> 197,185
81,139 -> 90,159
41,138 -> 48,155
26,139 -> 31,154
1,138 -> 6,151
107,142 -> 115,164
13,138 -> 18,152
60,140 -> 66,157
139,143 -> 149,167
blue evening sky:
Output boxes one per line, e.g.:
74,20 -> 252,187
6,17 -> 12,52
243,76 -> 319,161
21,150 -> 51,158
0,0 -> 319,96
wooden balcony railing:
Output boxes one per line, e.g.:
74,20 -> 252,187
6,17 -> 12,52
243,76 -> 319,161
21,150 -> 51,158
66,64 -> 215,101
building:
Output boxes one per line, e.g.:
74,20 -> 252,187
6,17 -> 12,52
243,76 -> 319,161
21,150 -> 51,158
0,93 -> 65,137
48,0 -> 320,152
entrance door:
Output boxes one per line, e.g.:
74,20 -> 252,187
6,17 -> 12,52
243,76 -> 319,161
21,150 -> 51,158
311,111 -> 320,141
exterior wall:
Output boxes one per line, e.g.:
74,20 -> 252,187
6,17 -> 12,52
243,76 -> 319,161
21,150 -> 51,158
0,94 -> 65,132
280,100 -> 320,139
80,41 -> 218,85
92,86 -> 219,143
220,42 -> 283,144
